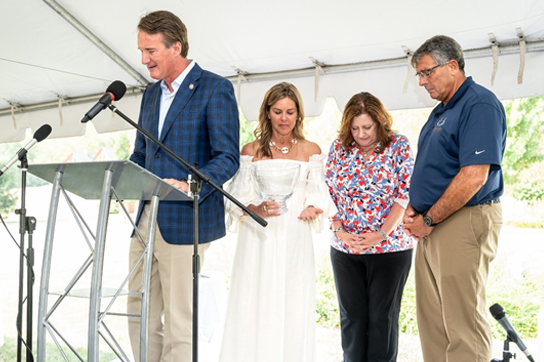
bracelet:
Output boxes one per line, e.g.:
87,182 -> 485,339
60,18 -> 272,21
378,227 -> 388,241
333,226 -> 343,236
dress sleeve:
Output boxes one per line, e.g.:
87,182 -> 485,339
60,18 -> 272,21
224,155 -> 261,232
325,140 -> 343,223
392,135 -> 414,209
306,154 -> 338,233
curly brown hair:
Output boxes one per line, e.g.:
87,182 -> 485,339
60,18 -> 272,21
338,92 -> 393,153
254,82 -> 306,158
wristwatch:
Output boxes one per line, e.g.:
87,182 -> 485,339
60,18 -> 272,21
422,211 -> 438,227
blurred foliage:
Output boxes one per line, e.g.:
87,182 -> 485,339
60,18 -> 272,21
0,337 -> 117,361
502,97 -> 544,186
315,260 -> 340,328
316,257 -> 544,339
239,111 -> 256,149
488,268 -> 544,339
399,268 -> 418,335
0,166 -> 18,217
512,180 -> 544,203
114,133 -> 132,160
0,128 -> 136,215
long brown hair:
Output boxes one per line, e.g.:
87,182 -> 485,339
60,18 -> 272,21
338,92 -> 393,153
254,82 -> 306,158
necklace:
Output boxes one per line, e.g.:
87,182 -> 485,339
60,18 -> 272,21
357,142 -> 377,157
269,139 -> 297,154
357,142 -> 377,169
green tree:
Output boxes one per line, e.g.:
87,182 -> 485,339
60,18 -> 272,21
0,167 -> 19,216
0,142 -> 23,215
115,133 -> 132,160
239,112 -> 256,149
502,96 -> 544,184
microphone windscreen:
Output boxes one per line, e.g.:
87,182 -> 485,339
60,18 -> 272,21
106,80 -> 127,101
33,124 -> 53,142
490,303 -> 506,320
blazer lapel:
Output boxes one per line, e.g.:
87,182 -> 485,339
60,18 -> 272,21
147,84 -> 162,154
150,86 -> 161,138
159,63 -> 202,142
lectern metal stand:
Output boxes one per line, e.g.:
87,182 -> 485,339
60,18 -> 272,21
29,160 -> 191,362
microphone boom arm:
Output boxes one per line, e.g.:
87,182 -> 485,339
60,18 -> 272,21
107,103 -> 267,227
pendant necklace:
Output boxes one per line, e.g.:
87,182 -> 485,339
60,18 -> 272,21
270,138 -> 297,154
358,142 -> 377,169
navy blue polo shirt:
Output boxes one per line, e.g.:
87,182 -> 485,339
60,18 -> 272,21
410,76 -> 506,213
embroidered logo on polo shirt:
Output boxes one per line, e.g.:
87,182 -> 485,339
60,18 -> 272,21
433,117 -> 447,132
475,150 -> 486,155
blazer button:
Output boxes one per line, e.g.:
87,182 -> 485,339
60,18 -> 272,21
155,154 -> 159,158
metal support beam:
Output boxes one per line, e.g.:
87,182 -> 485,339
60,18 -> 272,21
224,39 -> 544,83
42,0 -> 149,87
1,39 -> 543,118
0,87 -> 145,117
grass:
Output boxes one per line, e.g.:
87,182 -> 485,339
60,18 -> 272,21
315,261 -> 340,328
487,267 -> 544,339
511,220 -> 544,228
0,337 -> 118,362
315,255 -> 544,339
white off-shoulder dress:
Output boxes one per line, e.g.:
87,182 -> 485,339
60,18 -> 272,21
219,154 -> 336,362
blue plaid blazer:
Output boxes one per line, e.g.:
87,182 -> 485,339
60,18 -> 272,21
130,63 -> 240,245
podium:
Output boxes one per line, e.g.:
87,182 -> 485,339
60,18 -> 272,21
28,160 -> 191,362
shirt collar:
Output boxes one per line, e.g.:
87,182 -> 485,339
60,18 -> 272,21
435,76 -> 474,115
160,60 -> 195,95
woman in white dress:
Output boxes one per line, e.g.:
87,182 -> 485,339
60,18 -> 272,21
219,82 -> 336,362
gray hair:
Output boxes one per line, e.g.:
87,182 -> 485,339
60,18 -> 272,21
411,35 -> 465,74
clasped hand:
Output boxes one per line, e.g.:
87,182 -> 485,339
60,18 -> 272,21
338,231 -> 383,253
402,206 -> 432,241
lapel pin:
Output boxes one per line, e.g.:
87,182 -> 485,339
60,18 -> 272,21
189,84 -> 194,90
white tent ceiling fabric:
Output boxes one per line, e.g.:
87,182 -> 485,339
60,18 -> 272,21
1,0 -> 544,143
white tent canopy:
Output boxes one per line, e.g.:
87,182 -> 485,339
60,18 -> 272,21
1,0 -> 544,143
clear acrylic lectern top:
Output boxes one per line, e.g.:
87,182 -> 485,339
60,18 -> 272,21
28,160 -> 191,201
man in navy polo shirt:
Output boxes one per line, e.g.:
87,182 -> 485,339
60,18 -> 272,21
403,35 -> 506,362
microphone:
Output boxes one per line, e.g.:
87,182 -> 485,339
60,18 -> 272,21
81,80 -> 127,123
0,124 -> 52,177
490,303 -> 535,362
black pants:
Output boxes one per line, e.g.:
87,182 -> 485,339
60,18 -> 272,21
331,247 -> 413,362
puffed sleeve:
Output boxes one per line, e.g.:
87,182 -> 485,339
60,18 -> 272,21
224,155 -> 261,232
305,154 -> 338,232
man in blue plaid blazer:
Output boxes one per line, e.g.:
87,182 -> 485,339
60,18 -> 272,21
127,10 -> 239,362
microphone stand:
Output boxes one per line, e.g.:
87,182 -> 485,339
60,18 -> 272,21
16,153 -> 37,362
491,337 -> 515,362
107,103 -> 266,362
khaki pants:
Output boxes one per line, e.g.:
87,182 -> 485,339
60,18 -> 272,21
416,202 -> 502,362
128,205 -> 210,362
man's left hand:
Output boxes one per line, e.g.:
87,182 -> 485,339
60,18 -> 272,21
403,214 -> 433,240
164,178 -> 189,193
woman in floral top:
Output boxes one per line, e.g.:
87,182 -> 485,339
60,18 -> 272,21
325,92 -> 414,362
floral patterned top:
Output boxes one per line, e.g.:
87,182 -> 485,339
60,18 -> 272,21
325,134 -> 414,254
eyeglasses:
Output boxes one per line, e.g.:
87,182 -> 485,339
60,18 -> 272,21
415,64 -> 444,80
